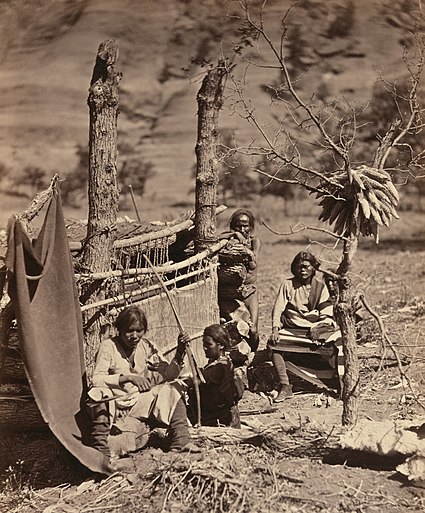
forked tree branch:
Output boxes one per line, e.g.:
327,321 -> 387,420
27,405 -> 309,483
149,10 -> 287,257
226,62 -> 345,190
252,167 -> 345,199
374,39 -> 425,169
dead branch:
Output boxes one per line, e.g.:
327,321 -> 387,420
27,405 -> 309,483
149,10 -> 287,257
225,61 -> 346,189
252,167 -> 345,198
18,174 -> 60,232
238,1 -> 350,171
262,219 -> 350,242
360,293 -> 425,411
374,40 -> 425,169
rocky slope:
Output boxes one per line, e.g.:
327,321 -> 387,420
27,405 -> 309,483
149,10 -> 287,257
0,0 -> 418,215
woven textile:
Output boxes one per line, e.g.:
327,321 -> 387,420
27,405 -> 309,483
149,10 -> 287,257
267,327 -> 343,391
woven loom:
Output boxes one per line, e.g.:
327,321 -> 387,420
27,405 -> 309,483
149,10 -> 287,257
74,217 -> 228,373
0,204 -> 228,473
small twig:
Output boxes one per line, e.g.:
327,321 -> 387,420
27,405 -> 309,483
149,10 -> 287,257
342,479 -> 366,497
162,467 -> 192,512
94,478 -> 130,504
321,425 -> 336,447
228,486 -> 245,513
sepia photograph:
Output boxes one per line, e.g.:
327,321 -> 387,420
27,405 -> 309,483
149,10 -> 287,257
0,0 -> 424,511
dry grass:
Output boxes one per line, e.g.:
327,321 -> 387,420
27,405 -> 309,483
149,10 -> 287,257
1,202 -> 425,511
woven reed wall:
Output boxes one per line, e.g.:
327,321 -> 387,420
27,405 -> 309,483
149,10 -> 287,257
134,271 -> 219,368
78,240 -> 226,375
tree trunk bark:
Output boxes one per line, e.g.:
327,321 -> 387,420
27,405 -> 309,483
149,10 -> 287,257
194,61 -> 226,253
81,39 -> 120,378
335,233 -> 360,426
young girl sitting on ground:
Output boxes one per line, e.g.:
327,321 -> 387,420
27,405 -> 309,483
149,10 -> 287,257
89,305 -> 201,464
187,324 -> 244,428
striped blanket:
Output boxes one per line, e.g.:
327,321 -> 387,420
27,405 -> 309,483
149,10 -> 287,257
268,326 -> 343,392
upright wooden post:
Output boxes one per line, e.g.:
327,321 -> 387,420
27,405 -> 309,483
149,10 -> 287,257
336,226 -> 360,426
194,61 -> 226,253
81,39 -> 121,378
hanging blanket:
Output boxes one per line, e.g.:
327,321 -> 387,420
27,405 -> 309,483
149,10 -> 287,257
5,188 -> 111,475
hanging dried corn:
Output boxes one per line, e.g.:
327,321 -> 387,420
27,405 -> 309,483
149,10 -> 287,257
314,165 -> 400,243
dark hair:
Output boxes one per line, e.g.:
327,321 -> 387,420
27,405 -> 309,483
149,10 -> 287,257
290,251 -> 321,276
115,305 -> 148,333
229,209 -> 255,231
203,324 -> 232,350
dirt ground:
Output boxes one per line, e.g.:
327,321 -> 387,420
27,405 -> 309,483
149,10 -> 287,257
1,207 -> 424,513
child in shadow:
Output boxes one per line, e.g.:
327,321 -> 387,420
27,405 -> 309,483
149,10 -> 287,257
187,324 -> 244,428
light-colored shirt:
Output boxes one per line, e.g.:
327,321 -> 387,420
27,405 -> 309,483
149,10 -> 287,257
90,337 -> 183,424
92,337 -> 180,389
272,276 -> 334,330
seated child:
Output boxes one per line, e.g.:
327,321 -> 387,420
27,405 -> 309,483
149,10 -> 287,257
88,305 -> 201,463
187,324 -> 244,428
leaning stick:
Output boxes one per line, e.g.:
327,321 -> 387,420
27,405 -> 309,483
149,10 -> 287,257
128,184 -> 141,222
143,254 -> 204,427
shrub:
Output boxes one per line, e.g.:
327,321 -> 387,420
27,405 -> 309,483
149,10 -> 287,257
61,143 -> 156,207
119,157 -> 155,198
327,0 -> 355,39
16,166 -> 46,197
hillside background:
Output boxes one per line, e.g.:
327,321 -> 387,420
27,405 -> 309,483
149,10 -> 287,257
0,0 -> 423,226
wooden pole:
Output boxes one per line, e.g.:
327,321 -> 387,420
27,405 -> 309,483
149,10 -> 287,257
75,237 -> 228,280
69,204 -> 227,252
194,61 -> 226,253
128,184 -> 141,221
79,265 -> 217,312
144,255 -> 205,427
81,39 -> 121,379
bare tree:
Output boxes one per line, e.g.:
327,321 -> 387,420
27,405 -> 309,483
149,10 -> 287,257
227,1 -> 425,425
81,39 -> 121,378
194,60 -> 227,252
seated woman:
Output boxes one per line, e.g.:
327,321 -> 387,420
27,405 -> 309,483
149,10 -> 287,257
89,305 -> 201,462
268,251 -> 338,403
187,324 -> 244,428
218,209 -> 262,352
